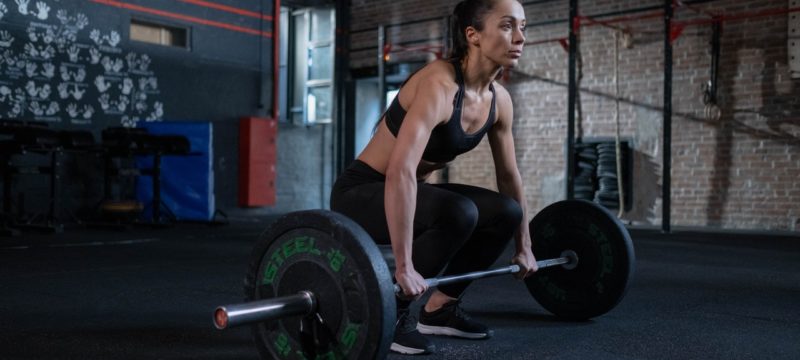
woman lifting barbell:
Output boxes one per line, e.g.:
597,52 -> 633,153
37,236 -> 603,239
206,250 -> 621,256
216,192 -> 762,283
330,0 -> 534,355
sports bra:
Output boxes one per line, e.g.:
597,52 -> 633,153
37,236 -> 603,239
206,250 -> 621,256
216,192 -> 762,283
384,60 -> 496,163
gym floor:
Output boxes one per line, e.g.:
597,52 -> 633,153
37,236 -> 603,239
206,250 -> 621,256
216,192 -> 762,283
1,220 -> 798,360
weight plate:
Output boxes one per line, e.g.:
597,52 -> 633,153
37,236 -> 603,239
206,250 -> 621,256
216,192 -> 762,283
244,210 -> 395,360
526,200 -> 635,320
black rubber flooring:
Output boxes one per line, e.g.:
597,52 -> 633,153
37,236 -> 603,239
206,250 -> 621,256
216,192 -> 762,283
1,220 -> 798,359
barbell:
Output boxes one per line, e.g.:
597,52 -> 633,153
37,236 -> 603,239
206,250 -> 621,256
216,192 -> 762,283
213,199 -> 636,359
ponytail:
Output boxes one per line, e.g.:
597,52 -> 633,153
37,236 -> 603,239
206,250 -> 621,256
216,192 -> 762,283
448,0 -> 497,61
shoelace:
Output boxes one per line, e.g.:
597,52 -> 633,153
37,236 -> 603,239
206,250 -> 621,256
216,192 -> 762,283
396,310 -> 419,334
449,301 -> 472,321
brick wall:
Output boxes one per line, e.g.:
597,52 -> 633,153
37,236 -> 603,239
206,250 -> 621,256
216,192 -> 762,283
348,0 -> 800,232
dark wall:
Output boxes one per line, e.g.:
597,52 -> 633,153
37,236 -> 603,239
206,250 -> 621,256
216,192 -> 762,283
0,0 -> 279,215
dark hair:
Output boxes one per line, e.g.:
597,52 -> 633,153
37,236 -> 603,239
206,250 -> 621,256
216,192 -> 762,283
449,0 -> 498,61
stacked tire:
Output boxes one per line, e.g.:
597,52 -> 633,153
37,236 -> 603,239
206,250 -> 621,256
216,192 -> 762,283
574,143 -> 597,201
572,141 -> 628,210
594,143 -> 620,209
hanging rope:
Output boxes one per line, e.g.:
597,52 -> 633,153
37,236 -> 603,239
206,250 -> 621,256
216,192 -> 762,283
613,30 -> 626,218
576,38 -> 584,141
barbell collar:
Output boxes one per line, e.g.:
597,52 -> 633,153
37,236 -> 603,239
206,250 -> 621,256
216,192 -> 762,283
214,291 -> 316,330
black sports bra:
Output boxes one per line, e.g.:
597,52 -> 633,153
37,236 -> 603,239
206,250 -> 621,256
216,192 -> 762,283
384,60 -> 496,163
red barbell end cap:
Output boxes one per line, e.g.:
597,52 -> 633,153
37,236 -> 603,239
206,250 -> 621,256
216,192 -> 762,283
214,307 -> 228,330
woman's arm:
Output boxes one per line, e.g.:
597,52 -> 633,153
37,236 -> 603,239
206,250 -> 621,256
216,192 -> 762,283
385,72 -> 451,294
487,84 -> 538,277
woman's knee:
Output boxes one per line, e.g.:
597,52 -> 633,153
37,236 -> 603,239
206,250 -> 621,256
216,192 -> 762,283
436,195 -> 479,236
494,194 -> 523,229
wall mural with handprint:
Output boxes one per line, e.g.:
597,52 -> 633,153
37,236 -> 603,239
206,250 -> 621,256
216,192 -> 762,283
0,0 -> 164,127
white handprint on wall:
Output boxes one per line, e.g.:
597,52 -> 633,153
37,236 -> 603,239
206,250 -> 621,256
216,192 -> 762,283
10,102 -> 23,117
25,81 -> 38,97
16,0 -> 30,16
67,45 -> 79,62
89,47 -> 101,64
98,93 -> 110,110
71,85 -> 84,100
121,78 -> 133,95
41,45 -> 55,60
74,68 -> 86,82
126,53 -> 138,70
112,58 -> 124,73
0,31 -> 14,47
75,13 -> 88,29
46,101 -> 59,115
108,31 -> 120,47
25,62 -> 38,77
29,102 -> 44,116
27,28 -> 38,42
117,96 -> 129,112
39,84 -> 51,99
24,43 -> 39,58
0,86 -> 11,102
135,99 -> 148,113
150,102 -> 164,120
57,83 -> 69,99
89,29 -> 100,45
34,2 -> 49,20
100,56 -> 112,72
121,115 -> 137,128
41,62 -> 54,78
66,103 -> 79,117
82,105 -> 94,119
139,54 -> 151,71
59,64 -> 69,81
95,75 -> 111,92
0,3 -> 8,21
42,28 -> 55,44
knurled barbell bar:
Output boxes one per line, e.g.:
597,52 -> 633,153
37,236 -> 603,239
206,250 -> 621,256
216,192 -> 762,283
213,199 -> 635,360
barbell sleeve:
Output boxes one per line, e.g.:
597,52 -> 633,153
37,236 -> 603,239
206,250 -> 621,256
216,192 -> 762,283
392,253 -> 577,294
214,291 -> 316,330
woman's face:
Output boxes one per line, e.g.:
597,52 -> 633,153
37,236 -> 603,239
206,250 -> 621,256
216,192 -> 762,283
472,0 -> 526,68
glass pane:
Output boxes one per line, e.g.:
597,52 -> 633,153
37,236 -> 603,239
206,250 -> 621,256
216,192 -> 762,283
309,46 -> 331,81
292,12 -> 308,113
308,86 -> 331,122
280,8 -> 289,64
310,8 -> 333,43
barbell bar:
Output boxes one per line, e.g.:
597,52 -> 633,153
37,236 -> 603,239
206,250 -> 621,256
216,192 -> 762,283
392,250 -> 579,294
214,250 -> 580,330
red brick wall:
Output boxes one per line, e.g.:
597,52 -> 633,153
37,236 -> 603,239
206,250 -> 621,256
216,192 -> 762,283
348,0 -> 800,232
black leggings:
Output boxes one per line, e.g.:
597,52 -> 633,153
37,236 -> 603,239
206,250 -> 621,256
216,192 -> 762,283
330,160 -> 522,300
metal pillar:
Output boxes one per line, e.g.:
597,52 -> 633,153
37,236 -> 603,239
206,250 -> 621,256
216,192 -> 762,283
566,0 -> 578,200
377,25 -> 387,113
662,0 -> 673,233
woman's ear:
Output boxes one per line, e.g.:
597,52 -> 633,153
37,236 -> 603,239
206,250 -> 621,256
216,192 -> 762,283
465,26 -> 480,47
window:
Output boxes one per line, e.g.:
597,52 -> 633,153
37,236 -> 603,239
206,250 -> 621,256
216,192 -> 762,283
281,6 -> 335,124
130,19 -> 188,48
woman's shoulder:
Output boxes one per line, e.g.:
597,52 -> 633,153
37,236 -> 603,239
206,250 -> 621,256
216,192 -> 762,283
491,81 -> 514,122
492,81 -> 512,103
411,59 -> 458,86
